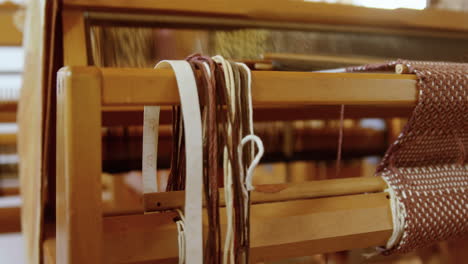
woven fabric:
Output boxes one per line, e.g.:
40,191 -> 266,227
348,60 -> 468,254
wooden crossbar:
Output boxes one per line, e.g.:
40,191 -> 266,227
47,3 -> 467,264
46,192 -> 392,263
62,0 -> 468,33
63,66 -> 418,107
143,176 -> 386,212
104,193 -> 392,263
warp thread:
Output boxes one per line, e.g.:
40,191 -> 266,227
167,54 -> 263,264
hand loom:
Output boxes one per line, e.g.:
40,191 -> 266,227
17,1 -> 468,263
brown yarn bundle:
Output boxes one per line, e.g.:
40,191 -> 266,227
349,60 -> 468,254
187,55 -> 223,264
166,54 -> 254,263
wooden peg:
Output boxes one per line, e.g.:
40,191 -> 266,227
395,64 -> 409,74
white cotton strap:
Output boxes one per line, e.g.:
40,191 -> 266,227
142,106 -> 160,194
157,60 -> 203,264
142,62 -> 166,195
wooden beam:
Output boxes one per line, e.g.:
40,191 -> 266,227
264,52 -> 387,71
62,0 -> 468,32
62,10 -> 88,66
103,193 -> 392,263
69,67 -> 417,106
264,52 -> 384,67
85,11 -> 468,40
144,176 -> 387,211
45,193 -> 393,263
56,67 -> 103,263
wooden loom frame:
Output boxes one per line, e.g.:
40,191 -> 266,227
24,0 -> 466,263
54,65 -> 421,263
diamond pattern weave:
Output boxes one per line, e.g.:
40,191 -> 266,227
349,60 -> 468,254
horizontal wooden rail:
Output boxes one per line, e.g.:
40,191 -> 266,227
46,193 -> 392,263
144,176 -> 387,211
85,11 -> 468,41
62,0 -> 468,33
105,177 -> 388,216
61,66 -> 417,107
264,52 -> 384,68
102,193 -> 391,263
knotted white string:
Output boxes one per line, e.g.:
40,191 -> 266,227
240,135 -> 264,192
236,62 -> 264,193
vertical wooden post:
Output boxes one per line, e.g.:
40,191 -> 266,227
62,10 -> 88,66
56,67 -> 102,264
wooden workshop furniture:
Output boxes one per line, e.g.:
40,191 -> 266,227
19,1 -> 468,264
53,65 -> 423,263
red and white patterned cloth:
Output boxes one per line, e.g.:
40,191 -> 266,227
348,60 -> 468,254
